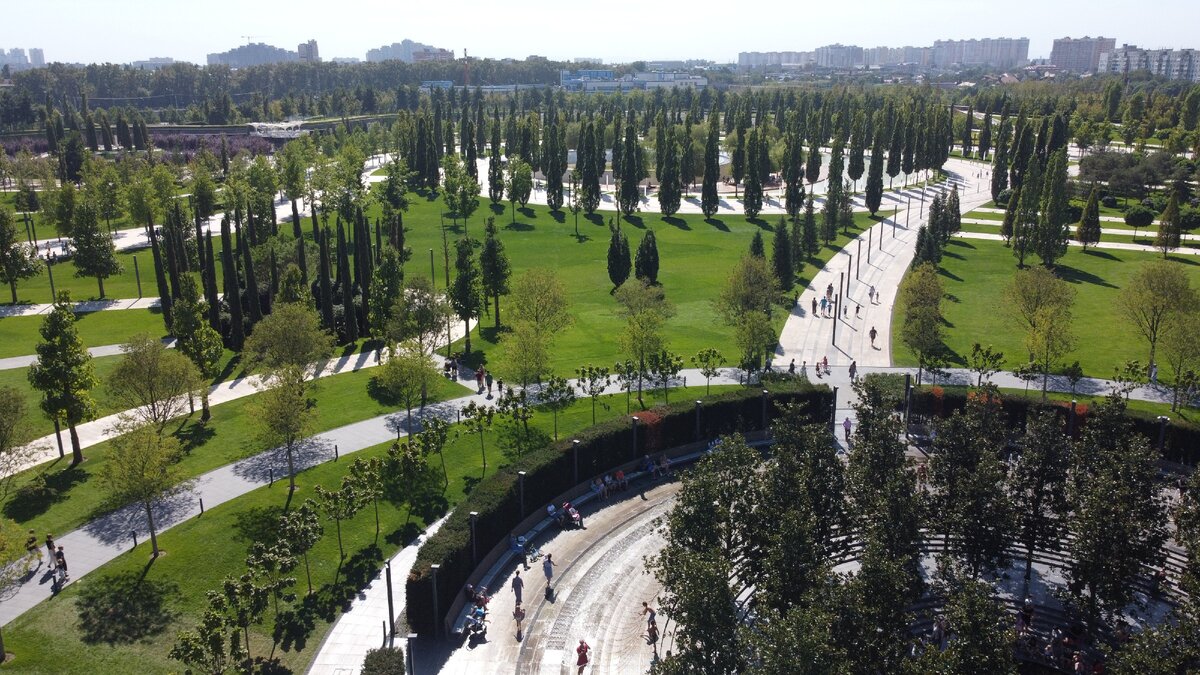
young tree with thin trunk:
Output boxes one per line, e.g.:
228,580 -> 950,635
254,365 -> 315,495
108,333 -> 203,436
244,301 -> 334,371
1156,190 -> 1182,258
461,401 -> 494,474
102,423 -> 185,558
0,205 -> 41,303
575,364 -> 611,425
313,480 -> 361,566
376,341 -> 437,432
898,263 -> 944,385
28,292 -> 97,466
690,348 -> 725,395
1118,260 -> 1198,367
479,217 -> 511,329
1006,267 -> 1076,397
278,502 -> 323,596
71,201 -> 122,298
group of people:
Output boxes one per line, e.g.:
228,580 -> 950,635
590,470 -> 629,500
472,367 -> 498,398
642,453 -> 672,480
23,530 -> 68,584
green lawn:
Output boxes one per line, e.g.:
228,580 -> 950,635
367,191 -> 884,377
0,355 -> 465,538
0,383 -> 740,674
891,238 -> 1200,378
0,307 -> 167,359
958,220 -> 1199,250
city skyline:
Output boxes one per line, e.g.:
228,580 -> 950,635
4,0 -> 1199,67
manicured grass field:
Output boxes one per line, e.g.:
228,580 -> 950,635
890,238 -> 1200,378
367,191 -> 884,377
0,383 -> 741,674
0,366 -> 467,540
0,307 -> 167,358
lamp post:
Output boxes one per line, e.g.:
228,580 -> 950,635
406,633 -> 418,675
385,560 -> 395,638
694,400 -> 702,439
761,389 -> 769,430
429,564 -> 441,638
469,512 -> 479,565
631,416 -> 640,460
429,248 -> 435,289
518,471 -> 527,518
572,439 -> 580,484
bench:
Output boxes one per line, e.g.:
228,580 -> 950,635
448,438 -> 771,635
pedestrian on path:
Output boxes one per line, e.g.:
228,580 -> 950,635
843,417 -> 852,442
800,361 -> 807,378
811,297 -> 817,317
855,303 -> 861,319
788,359 -> 795,375
642,601 -> 657,629
54,545 -> 68,583
44,533 -> 55,560
869,285 -> 876,303
513,603 -> 526,640
576,639 -> 591,673
1150,363 -> 1158,384
512,570 -> 524,605
819,296 -> 827,317
543,553 -> 557,588
485,370 -> 494,398
475,367 -> 485,393
849,361 -> 858,381
869,326 -> 878,349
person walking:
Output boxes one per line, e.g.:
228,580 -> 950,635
512,570 -> 524,605
475,367 -> 485,394
819,296 -> 827,317
855,303 -> 861,319
869,326 -> 878,349
811,297 -> 818,317
54,545 -> 68,583
485,370 -> 494,397
800,361 -> 807,378
869,285 -> 876,303
788,359 -> 796,375
641,601 -> 657,629
849,361 -> 858,381
842,417 -> 852,442
513,603 -> 527,641
576,639 -> 591,673
543,553 -> 557,592
44,533 -> 55,561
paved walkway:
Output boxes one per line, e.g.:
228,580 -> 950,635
0,337 -> 175,371
973,206 -> 1155,225
0,296 -> 167,318
960,218 -> 1200,242
955,230 -> 1200,256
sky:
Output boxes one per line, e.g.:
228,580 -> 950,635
3,0 -> 1199,66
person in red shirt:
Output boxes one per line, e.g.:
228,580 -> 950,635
576,639 -> 590,673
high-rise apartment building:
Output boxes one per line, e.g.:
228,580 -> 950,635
366,40 -> 453,63
297,40 -> 320,63
28,48 -> 44,67
1099,45 -> 1200,82
207,42 -> 297,67
932,37 -> 1029,69
1049,36 -> 1115,73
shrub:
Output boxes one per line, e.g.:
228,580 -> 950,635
362,646 -> 406,675
1065,204 -> 1083,223
1101,195 -> 1119,209
995,189 -> 1014,207
1178,206 -> 1200,231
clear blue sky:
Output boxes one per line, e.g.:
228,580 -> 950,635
4,0 -> 1198,65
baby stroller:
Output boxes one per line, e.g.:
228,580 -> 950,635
517,535 -> 542,564
563,502 -> 583,529
465,604 -> 488,638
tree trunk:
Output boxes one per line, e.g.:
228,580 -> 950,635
494,292 -> 501,329
68,423 -> 83,466
201,391 -> 210,422
286,443 -> 296,494
9,280 -> 16,304
335,518 -> 344,560
303,552 -> 313,595
145,501 -> 159,557
97,275 -> 106,298
464,319 -> 471,354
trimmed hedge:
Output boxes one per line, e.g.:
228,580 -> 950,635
405,381 -> 833,634
908,387 -> 1200,466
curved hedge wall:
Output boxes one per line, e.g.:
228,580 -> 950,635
404,381 -> 833,635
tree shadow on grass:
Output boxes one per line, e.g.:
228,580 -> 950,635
488,202 -> 506,215
3,464 -> 89,522
75,571 -> 179,645
663,217 -> 690,230
1168,255 -> 1200,266
549,210 -> 566,224
947,239 -> 976,251
232,505 -> 286,550
705,217 -> 729,232
384,521 -> 425,548
749,217 -> 772,230
585,213 -> 605,226
623,215 -> 645,229
271,544 -> 386,654
462,474 -> 483,496
1056,264 -> 1117,288
173,419 -> 215,455
504,221 -> 534,232
1082,248 -> 1120,261
937,268 -> 964,282
518,207 -> 536,219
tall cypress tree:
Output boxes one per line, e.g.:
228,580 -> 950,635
962,106 -> 974,157
771,217 -> 794,291
886,114 -> 904,190
802,196 -> 819,258
679,123 -> 695,196
1013,161 -> 1043,268
701,114 -> 720,218
657,129 -> 682,217
991,122 -> 1011,203
865,130 -> 885,216
318,228 -> 335,330
901,114 -> 916,187
204,232 -> 220,332
978,111 -> 994,160
1035,149 -> 1070,267
1076,186 -> 1102,251
607,225 -> 632,290
240,226 -> 262,325
149,224 -> 172,330
618,123 -> 641,216
337,222 -> 357,343
847,112 -> 866,192
634,230 -> 660,284
804,136 -> 822,195
220,217 -> 244,349
822,139 -> 844,240
742,129 -> 763,218
488,121 -> 504,203
783,126 -> 805,220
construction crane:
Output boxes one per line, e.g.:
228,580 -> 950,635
241,35 -> 263,44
